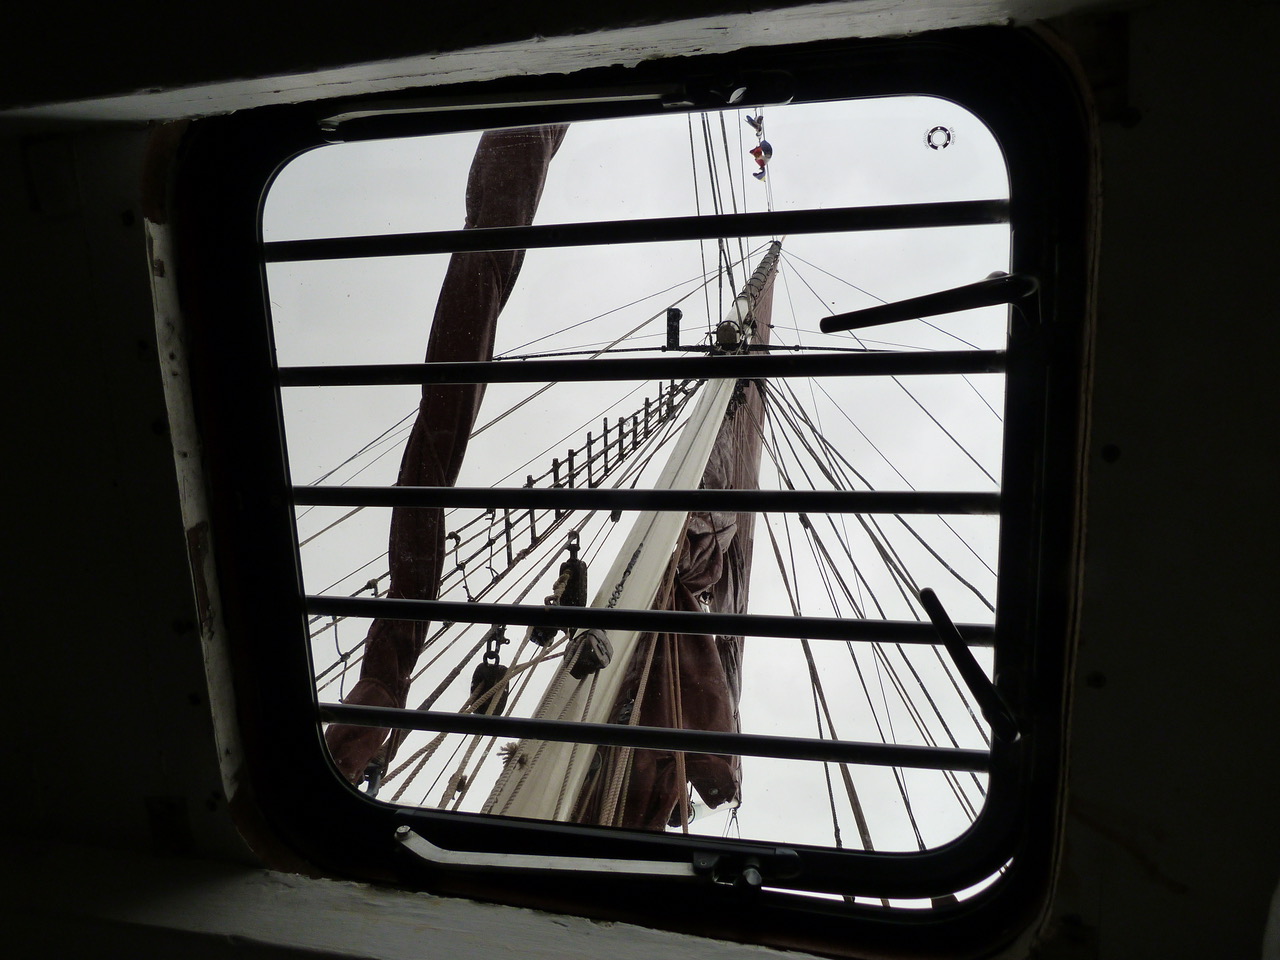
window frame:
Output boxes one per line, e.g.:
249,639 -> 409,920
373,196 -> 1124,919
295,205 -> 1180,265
172,25 -> 1091,958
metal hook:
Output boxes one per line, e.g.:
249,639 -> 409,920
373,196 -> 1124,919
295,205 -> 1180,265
482,624 -> 509,664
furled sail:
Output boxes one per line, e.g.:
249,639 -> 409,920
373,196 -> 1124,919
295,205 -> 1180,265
575,245 -> 778,828
485,242 -> 780,827
325,124 -> 569,783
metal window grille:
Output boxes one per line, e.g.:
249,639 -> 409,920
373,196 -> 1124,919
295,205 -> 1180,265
171,27 -> 1089,958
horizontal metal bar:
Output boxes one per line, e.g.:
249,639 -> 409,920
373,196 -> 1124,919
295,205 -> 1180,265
278,349 -> 1006,387
294,485 -> 1000,515
263,200 -> 1010,263
318,702 -> 991,772
305,595 -> 996,646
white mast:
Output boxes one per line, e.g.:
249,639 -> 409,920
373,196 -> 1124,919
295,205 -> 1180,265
485,243 -> 781,821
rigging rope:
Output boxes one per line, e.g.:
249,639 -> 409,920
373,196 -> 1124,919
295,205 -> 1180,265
760,386 -> 986,822
761,405 -> 930,847
687,113 -> 714,334
765,387 -> 992,781
761,511 -> 876,851
381,379 -> 705,800
782,256 -> 1001,487
768,379 -> 996,613
308,378 -> 699,671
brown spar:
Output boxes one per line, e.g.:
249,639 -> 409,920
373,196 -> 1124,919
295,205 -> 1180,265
575,242 -> 780,829
324,124 -> 569,783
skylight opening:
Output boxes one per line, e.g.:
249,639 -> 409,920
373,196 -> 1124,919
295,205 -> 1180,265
264,94 -> 1014,866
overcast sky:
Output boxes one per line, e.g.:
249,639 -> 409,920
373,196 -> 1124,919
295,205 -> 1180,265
263,94 -> 1011,870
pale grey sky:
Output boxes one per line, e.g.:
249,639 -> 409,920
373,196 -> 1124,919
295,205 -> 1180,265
265,94 -> 1009,871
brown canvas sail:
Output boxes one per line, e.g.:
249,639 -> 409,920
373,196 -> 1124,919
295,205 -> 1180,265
325,124 -> 568,783
575,243 -> 778,829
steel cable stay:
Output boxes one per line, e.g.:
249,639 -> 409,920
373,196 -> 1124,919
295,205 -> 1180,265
802,375 -> 998,579
761,420 -> 947,850
715,110 -> 750,276
784,471 -> 974,841
686,113 -> 714,337
773,258 -> 999,581
768,379 -> 997,609
799,515 -> 985,828
698,114 -> 724,312
771,394 -> 989,640
757,376 -> 988,773
759,396 -> 982,838
781,256 -> 1001,488
308,379 -> 703,687
700,110 -> 760,313
779,249 -> 1008,425
759,383 -> 994,769
781,255 -> 1011,489
316,375 -> 709,713
780,266 -> 870,639
698,113 -> 735,304
306,407 -> 419,487
295,257 -> 743,533
762,402 -> 924,837
782,250 -> 986,352
295,412 -> 419,524
302,374 -> 701,623
764,483 -> 880,855
494,257 -> 736,359
766,377 -> 996,609
817,512 -> 993,798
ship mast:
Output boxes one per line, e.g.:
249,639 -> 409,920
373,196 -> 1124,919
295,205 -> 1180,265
486,241 -> 781,823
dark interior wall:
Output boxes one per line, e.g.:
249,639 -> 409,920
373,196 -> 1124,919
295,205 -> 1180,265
2,1 -> 1108,120
1,1 -> 760,108
1050,3 -> 1280,954
1,129 -> 247,861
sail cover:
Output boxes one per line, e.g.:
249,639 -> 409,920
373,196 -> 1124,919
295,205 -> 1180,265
325,124 -> 569,782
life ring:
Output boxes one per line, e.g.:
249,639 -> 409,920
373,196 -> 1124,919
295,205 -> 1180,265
925,125 -> 954,150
